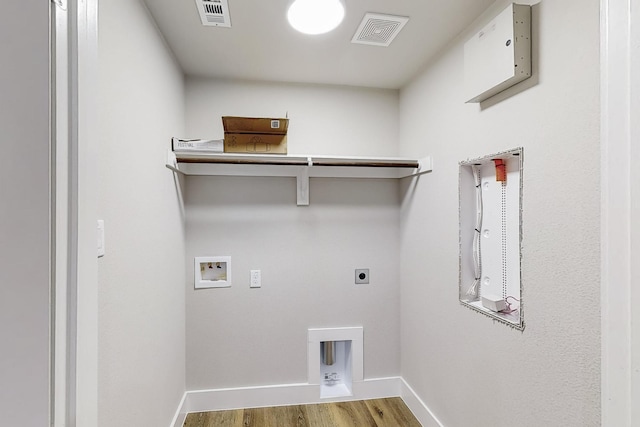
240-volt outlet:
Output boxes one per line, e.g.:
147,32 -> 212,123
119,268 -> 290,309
355,269 -> 369,284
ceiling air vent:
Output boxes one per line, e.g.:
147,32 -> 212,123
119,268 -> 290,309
195,0 -> 231,27
351,13 -> 409,47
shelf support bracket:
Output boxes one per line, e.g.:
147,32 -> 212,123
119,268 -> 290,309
297,166 -> 310,206
165,149 -> 183,175
400,156 -> 433,178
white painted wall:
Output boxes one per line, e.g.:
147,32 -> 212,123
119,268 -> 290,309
0,3 -> 51,425
398,1 -> 600,426
97,0 -> 186,425
184,80 -> 402,389
186,79 -> 400,156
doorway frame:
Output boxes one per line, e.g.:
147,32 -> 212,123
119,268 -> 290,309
600,0 -> 639,425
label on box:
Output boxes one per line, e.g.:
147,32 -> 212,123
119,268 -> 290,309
172,138 -> 223,152
270,120 -> 280,129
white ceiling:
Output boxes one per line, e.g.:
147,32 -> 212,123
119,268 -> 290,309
142,0 -> 495,89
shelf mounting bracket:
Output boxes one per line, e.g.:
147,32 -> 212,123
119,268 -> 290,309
165,150 -> 183,174
296,160 -> 311,206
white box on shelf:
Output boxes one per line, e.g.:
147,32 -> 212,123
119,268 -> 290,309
172,137 -> 224,152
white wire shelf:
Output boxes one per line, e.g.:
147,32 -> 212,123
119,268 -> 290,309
166,150 -> 432,205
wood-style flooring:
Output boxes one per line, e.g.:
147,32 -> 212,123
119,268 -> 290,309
183,397 -> 422,427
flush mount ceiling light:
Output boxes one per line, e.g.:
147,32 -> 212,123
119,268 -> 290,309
287,0 -> 345,35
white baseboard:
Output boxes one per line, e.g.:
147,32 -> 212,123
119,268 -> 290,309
184,377 -> 401,413
171,412 -> 187,427
170,377 -> 443,427
170,392 -> 187,427
400,378 -> 444,427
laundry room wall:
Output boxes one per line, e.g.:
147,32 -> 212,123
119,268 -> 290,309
183,79 -> 404,390
398,0 -> 601,426
97,0 -> 187,425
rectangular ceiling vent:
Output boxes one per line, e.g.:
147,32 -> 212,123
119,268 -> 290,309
195,0 -> 231,27
351,13 -> 409,47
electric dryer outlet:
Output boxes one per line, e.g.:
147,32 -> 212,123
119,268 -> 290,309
355,269 -> 369,284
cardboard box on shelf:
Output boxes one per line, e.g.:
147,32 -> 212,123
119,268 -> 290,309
222,116 -> 289,154
223,134 -> 288,154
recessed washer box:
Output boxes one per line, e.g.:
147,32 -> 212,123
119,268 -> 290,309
194,256 -> 232,289
464,3 -> 531,103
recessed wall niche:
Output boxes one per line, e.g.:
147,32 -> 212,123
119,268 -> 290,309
459,148 -> 524,329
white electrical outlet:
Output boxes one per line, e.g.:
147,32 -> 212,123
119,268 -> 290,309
250,270 -> 261,288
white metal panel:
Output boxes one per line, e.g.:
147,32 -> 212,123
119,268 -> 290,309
476,159 -> 521,302
464,3 -> 531,103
